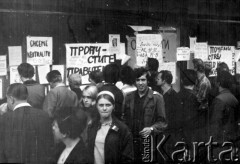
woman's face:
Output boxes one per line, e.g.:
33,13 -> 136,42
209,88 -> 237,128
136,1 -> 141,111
82,90 -> 94,108
52,121 -> 65,143
97,98 -> 114,119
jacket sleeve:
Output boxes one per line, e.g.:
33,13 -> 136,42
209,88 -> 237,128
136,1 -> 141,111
120,129 -> 134,164
43,91 -> 57,117
152,94 -> 167,133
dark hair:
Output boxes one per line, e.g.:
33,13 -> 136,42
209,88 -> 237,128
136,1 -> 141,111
103,64 -> 120,84
217,62 -> 229,74
217,71 -> 233,89
159,70 -> 173,84
7,83 -> 28,100
54,107 -> 87,139
181,69 -> 196,86
89,71 -> 103,84
17,63 -> 34,78
46,70 -> 62,83
147,58 -> 159,72
120,66 -> 135,85
134,67 -> 150,81
96,94 -> 115,106
193,58 -> 205,73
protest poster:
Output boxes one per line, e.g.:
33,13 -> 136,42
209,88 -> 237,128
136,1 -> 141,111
26,36 -> 53,65
207,46 -> 235,76
162,33 -> 177,62
136,34 -> 162,67
0,56 -> 7,76
38,65 -> 50,84
194,42 -> 208,61
8,46 -> 22,66
126,36 -> 137,68
10,66 -> 22,84
65,43 -> 116,84
159,62 -> 177,84
176,47 -> 190,61
109,34 -> 120,55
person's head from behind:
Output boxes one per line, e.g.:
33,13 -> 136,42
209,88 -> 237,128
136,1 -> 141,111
6,83 -> 28,110
120,65 -> 135,85
96,91 -> 115,121
89,70 -> 103,85
192,58 -> 205,73
68,74 -> 82,89
52,107 -> 87,143
17,63 -> 35,82
156,70 -> 173,87
103,63 -> 120,84
82,85 -> 98,108
181,69 -> 197,87
46,70 -> 62,88
216,62 -> 229,75
134,67 -> 149,93
217,71 -> 233,90
146,58 -> 159,72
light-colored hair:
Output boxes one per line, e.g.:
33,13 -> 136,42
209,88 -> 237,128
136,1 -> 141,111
82,85 -> 98,100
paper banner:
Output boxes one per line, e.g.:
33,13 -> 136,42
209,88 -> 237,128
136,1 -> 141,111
0,56 -> 7,76
8,46 -> 22,66
10,66 -> 22,84
65,43 -> 116,84
38,65 -> 50,84
177,47 -> 190,61
136,34 -> 162,67
27,36 -> 53,65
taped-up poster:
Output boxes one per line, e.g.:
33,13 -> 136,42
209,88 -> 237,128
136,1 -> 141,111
136,34 -> 163,67
194,42 -> 208,61
26,36 -> 53,65
65,43 -> 116,84
176,47 -> 190,61
10,66 -> 22,84
126,36 -> 137,69
207,46 -> 235,76
162,33 -> 177,62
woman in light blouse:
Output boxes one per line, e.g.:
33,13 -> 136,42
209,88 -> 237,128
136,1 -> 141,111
87,91 -> 134,164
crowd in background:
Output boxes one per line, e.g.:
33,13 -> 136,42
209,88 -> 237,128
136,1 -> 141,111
0,58 -> 239,164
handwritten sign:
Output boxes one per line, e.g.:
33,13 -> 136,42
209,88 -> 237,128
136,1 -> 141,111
177,47 -> 190,61
126,36 -> 137,68
0,56 -> 7,76
10,66 -> 22,84
38,65 -> 50,84
8,46 -> 22,66
136,34 -> 162,67
159,62 -> 176,83
66,43 -> 116,84
26,36 -> 53,65
194,42 -> 208,61
162,33 -> 177,62
207,46 -> 235,76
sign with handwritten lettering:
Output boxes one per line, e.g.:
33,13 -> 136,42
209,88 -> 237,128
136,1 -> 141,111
206,46 -> 235,76
26,36 -> 53,65
65,43 -> 116,84
194,42 -> 208,61
162,33 -> 177,62
136,34 -> 162,67
177,47 -> 190,61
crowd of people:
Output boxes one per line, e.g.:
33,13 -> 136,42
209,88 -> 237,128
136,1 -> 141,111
0,58 -> 239,164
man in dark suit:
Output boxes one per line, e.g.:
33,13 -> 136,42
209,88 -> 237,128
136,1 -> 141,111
0,83 -> 54,164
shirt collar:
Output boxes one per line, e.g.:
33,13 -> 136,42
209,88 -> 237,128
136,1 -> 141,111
55,83 -> 65,88
13,102 -> 31,111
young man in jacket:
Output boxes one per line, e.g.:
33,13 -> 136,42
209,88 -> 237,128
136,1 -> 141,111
124,67 -> 167,163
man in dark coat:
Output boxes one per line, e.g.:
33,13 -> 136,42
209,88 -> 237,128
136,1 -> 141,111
0,83 -> 54,164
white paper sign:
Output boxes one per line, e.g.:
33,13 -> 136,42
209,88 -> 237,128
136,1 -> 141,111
159,62 -> 177,84
10,66 -> 22,84
126,36 -> 137,68
136,34 -> 162,67
27,36 -> 53,65
109,34 -> 120,55
177,47 -> 190,61
0,56 -> 7,76
38,65 -> 50,84
8,46 -> 22,66
207,46 -> 235,76
162,33 -> 177,62
194,42 -> 208,61
189,37 -> 197,53
66,43 -> 116,84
